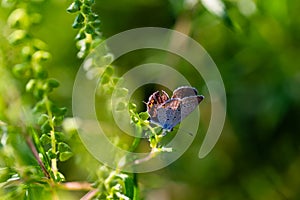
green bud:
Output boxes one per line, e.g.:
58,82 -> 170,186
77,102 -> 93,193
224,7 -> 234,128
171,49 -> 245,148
72,21 -> 84,29
33,64 -> 48,79
131,115 -> 139,124
139,112 -> 149,121
83,0 -> 95,6
87,13 -> 98,21
115,88 -> 128,97
47,149 -> 57,159
85,23 -> 94,34
30,13 -> 42,24
12,63 -> 31,78
46,79 -> 60,90
72,13 -> 85,29
32,50 -> 51,63
32,39 -> 48,50
100,74 -> 110,84
7,8 -> 29,29
75,30 -> 86,40
8,30 -> 28,45
67,1 -> 82,13
129,102 -> 137,110
56,172 -> 65,182
26,79 -> 36,92
103,65 -> 114,76
116,102 -> 126,111
21,46 -> 33,60
81,5 -> 91,14
92,19 -> 101,26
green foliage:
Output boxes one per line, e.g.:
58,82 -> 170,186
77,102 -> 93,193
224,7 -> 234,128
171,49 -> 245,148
67,0 -> 102,58
0,0 -> 299,199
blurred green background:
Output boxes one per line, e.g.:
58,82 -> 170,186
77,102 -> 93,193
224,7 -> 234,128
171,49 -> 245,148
1,0 -> 300,199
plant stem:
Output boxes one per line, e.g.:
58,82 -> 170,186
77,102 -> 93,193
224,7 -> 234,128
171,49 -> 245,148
44,95 -> 58,179
25,134 -> 50,179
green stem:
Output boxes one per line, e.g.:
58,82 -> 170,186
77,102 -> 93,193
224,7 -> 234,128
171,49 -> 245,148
44,95 -> 58,180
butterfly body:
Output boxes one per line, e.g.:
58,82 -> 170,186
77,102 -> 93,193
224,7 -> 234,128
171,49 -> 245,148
146,86 -> 204,132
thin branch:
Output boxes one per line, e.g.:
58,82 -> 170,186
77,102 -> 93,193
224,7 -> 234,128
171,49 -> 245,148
25,134 -> 51,179
58,181 -> 94,191
80,189 -> 99,200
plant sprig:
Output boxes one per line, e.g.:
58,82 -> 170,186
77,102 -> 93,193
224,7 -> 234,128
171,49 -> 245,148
67,0 -> 102,58
3,0 -> 71,184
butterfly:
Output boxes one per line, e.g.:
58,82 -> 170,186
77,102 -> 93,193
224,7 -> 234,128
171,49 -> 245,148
146,86 -> 204,133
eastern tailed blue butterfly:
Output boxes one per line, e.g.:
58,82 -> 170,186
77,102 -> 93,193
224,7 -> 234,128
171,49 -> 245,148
146,86 -> 204,133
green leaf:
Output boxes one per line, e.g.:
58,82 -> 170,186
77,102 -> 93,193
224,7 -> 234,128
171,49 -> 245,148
81,5 -> 91,14
72,13 -> 84,29
76,13 -> 85,23
50,104 -> 67,116
123,175 -> 135,199
85,23 -> 95,34
116,102 -> 126,111
129,102 -> 137,111
153,127 -> 162,134
56,172 -> 65,182
41,120 -> 51,134
54,115 -> 64,126
40,134 -> 51,145
67,1 -> 82,13
75,30 -> 86,40
59,152 -> 73,162
112,77 -> 121,85
139,112 -> 149,121
92,19 -> 101,26
84,0 -> 95,6
37,114 -> 48,125
115,88 -> 128,97
47,79 -> 60,88
58,142 -> 73,161
33,99 -> 46,113
72,21 -> 84,29
44,78 -> 60,92
0,167 -> 11,182
100,74 -> 110,84
131,115 -> 139,124
87,13 -> 98,21
46,149 -> 57,159
103,66 -> 114,76
58,142 -> 71,152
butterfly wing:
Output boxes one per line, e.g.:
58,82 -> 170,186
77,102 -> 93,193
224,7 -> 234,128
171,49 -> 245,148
171,86 -> 199,99
157,98 -> 181,131
146,90 -> 169,124
147,87 -> 204,132
180,95 -> 204,120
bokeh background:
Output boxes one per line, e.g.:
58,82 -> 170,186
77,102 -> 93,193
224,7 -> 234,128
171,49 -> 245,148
1,0 -> 300,199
